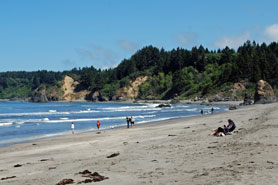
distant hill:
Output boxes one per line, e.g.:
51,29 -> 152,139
1,40 -> 278,102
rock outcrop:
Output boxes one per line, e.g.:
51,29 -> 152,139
254,80 -> 276,104
243,93 -> 253,105
62,75 -> 89,101
30,87 -> 48,103
86,91 -> 100,102
229,105 -> 237,110
29,75 -> 91,102
208,82 -> 247,103
156,104 -> 171,108
116,76 -> 148,100
85,91 -> 112,102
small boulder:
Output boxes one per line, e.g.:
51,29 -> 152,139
56,179 -> 74,185
229,105 -> 237,110
156,104 -> 171,108
107,152 -> 120,158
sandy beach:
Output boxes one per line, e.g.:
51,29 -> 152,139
1,102 -> 278,185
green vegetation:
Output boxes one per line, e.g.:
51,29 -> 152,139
1,41 -> 278,100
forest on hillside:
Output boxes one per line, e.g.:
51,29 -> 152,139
0,40 -> 278,100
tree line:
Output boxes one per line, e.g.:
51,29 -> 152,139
0,40 -> 278,100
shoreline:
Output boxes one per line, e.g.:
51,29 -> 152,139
0,103 -> 229,148
1,102 -> 277,184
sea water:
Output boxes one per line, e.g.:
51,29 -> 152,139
0,101 -> 228,146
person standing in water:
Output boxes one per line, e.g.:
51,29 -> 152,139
126,116 -> 130,128
97,120 -> 101,130
211,107 -> 214,114
131,116 -> 135,128
71,122 -> 75,135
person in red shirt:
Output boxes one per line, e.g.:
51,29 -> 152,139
97,120 -> 101,130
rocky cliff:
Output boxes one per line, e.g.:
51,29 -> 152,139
61,75 -> 90,101
116,76 -> 148,100
29,75 -> 148,102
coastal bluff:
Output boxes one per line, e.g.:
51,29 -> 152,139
29,75 -> 148,102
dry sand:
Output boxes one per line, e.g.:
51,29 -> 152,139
1,103 -> 278,185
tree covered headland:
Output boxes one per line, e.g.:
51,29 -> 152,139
1,40 -> 278,100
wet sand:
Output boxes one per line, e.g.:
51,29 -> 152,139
1,102 -> 278,185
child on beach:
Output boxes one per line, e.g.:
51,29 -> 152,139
97,120 -> 101,130
71,122 -> 75,135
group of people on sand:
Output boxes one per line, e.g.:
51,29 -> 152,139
71,120 -> 101,135
71,109 -> 234,137
211,119 -> 236,136
71,116 -> 135,134
126,116 -> 135,128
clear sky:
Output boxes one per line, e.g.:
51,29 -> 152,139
0,0 -> 278,72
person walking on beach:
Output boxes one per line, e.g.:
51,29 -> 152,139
71,122 -> 75,135
131,116 -> 135,128
126,116 -> 130,128
200,109 -> 203,115
211,107 -> 214,114
97,120 -> 101,130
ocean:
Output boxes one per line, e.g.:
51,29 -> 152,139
0,101 -> 228,147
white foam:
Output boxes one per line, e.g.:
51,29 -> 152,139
185,108 -> 198,112
76,110 -> 100,113
134,115 -> 156,119
0,122 -> 13,127
42,116 -> 127,123
175,105 -> 190,108
14,119 -> 43,125
160,109 -> 187,113
0,111 -> 70,117
99,104 -> 161,112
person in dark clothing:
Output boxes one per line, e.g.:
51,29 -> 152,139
211,119 -> 236,136
126,116 -> 130,128
226,119 -> 236,133
130,116 -> 135,128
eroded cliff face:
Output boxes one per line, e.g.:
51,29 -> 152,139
60,75 -> 148,101
30,75 -> 148,102
116,76 -> 148,100
61,75 -> 89,101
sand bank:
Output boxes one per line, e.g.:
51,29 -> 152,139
1,103 -> 278,185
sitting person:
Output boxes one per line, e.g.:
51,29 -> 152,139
211,126 -> 226,136
225,119 -> 236,134
211,119 -> 236,136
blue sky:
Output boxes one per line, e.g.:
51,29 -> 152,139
0,0 -> 278,72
